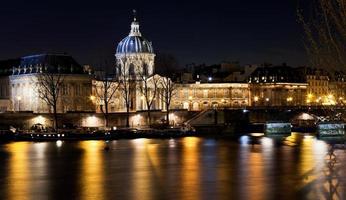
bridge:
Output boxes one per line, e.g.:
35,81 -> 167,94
185,106 -> 346,128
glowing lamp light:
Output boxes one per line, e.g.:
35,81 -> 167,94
34,115 -> 46,125
254,96 -> 259,102
85,115 -> 99,127
169,113 -> 177,121
208,77 -> 212,81
239,135 -> 250,146
299,113 -> 314,120
132,114 -> 142,126
251,133 -> 264,137
56,140 -> 63,148
265,98 -> 270,102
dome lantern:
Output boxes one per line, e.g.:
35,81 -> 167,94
129,9 -> 141,37
115,11 -> 154,54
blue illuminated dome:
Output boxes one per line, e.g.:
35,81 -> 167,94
116,36 -> 153,54
116,17 -> 154,54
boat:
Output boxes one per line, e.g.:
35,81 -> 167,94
265,121 -> 291,137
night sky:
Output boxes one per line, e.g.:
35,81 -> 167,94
0,0 -> 306,67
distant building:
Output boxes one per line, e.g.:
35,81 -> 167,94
303,68 -> 331,105
248,65 -> 308,106
329,71 -> 346,105
173,83 -> 249,110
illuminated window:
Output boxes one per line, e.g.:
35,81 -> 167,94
203,90 -> 208,98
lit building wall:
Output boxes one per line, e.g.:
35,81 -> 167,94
9,74 -> 94,113
306,75 -> 330,105
250,83 -> 308,106
92,75 -> 165,113
173,83 -> 249,111
329,81 -> 346,105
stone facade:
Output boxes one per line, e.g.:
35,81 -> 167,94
9,74 -> 94,113
173,83 -> 249,110
250,83 -> 308,106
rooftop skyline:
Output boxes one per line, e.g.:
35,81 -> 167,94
0,0 -> 305,67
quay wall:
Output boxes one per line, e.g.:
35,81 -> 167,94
0,107 -> 345,130
0,110 -> 193,130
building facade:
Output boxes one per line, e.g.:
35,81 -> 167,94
0,54 -> 94,113
173,83 -> 249,110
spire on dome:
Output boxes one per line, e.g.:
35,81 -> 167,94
133,9 -> 137,22
129,9 -> 141,36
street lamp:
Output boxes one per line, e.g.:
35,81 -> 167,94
265,97 -> 270,106
286,97 -> 293,106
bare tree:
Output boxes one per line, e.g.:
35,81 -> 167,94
94,60 -> 119,128
36,71 -> 65,130
137,71 -> 159,126
159,77 -> 176,126
94,76 -> 119,128
117,64 -> 133,128
155,53 -> 179,126
298,0 -> 346,70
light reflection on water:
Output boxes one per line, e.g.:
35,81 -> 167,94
181,137 -> 200,200
7,142 -> 30,200
79,141 -> 105,200
0,136 -> 345,200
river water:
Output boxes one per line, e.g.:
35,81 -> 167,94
0,134 -> 345,200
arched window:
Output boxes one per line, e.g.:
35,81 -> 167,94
129,64 -> 135,78
143,63 -> 148,76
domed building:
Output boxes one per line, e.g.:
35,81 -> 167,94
111,14 -> 164,114
115,15 -> 155,79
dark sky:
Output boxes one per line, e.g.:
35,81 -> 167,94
0,0 -> 306,67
